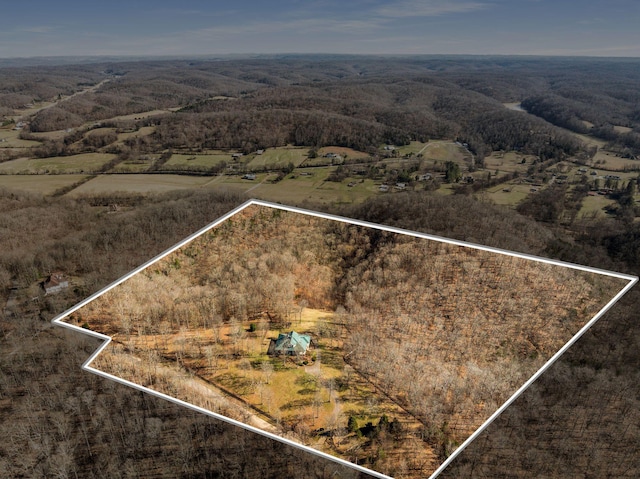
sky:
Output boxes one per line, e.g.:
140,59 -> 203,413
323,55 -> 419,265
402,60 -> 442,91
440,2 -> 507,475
0,0 -> 638,58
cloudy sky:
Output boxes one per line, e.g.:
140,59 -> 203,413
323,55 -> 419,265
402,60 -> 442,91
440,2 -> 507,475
1,0 -> 638,58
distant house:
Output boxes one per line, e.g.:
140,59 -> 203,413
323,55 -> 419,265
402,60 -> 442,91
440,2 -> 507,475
242,173 -> 256,180
379,184 -> 389,192
41,272 -> 69,295
255,149 -> 265,155
267,331 -> 312,357
232,153 -> 244,159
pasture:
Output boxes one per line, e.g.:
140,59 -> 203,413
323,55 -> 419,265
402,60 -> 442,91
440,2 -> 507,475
483,151 -> 534,174
162,152 -> 230,169
485,183 -> 534,206
110,158 -> 156,173
68,174 -> 215,195
0,153 -> 116,174
0,129 -> 41,148
246,146 -> 309,169
315,146 -> 369,160
578,194 -> 617,220
0,174 -> 89,195
116,126 -> 156,143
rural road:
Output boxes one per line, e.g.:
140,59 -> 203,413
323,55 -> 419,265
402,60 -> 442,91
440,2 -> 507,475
16,78 -> 111,122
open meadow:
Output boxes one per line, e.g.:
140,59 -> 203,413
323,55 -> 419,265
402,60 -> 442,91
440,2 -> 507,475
0,173 -> 89,194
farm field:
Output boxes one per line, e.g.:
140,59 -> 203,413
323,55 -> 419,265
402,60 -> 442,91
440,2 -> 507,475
116,126 -> 156,142
246,146 -> 309,169
394,141 -> 428,156
0,174 -> 88,195
485,183 -> 534,206
0,129 -> 41,148
26,129 -> 68,141
246,169 -> 381,204
483,151 -> 534,174
578,193 -> 617,218
315,146 -> 369,160
0,153 -> 115,174
110,158 -> 157,173
162,152 -> 231,169
421,141 -> 470,163
68,174 -> 216,195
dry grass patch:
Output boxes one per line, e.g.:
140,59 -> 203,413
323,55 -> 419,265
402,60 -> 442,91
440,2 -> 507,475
0,153 -> 115,174
246,146 -> 309,169
0,174 -> 89,195
68,174 -> 214,195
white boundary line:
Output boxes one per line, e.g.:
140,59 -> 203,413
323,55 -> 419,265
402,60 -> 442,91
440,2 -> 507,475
52,198 -> 638,479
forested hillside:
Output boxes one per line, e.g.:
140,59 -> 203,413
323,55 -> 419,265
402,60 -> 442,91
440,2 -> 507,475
1,55 -> 640,478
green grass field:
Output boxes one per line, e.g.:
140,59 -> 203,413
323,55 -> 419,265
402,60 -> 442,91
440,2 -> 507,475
246,146 -> 309,169
394,141 -> 428,156
483,152 -> 534,174
110,159 -> 155,173
315,146 -> 369,160
68,174 -> 215,195
23,130 -> 68,141
0,174 -> 89,195
0,129 -> 42,148
0,153 -> 116,174
485,183 -> 533,206
162,152 -> 230,169
116,126 -> 156,143
578,194 -> 617,218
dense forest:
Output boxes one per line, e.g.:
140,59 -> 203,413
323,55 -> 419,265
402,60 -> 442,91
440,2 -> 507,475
1,55 -> 640,478
2,56 -> 615,160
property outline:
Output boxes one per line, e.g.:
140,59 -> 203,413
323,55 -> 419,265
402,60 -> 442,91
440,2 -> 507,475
52,198 -> 638,479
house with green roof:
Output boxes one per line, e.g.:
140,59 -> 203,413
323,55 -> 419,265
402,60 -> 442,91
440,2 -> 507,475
267,331 -> 312,357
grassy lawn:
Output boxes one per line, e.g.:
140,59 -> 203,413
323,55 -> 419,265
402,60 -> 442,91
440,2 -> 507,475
485,183 -> 533,206
394,141 -> 428,156
68,174 -> 215,195
110,159 -> 155,173
591,152 -> 640,172
193,307 -> 415,435
422,141 -> 469,162
435,183 -> 456,195
0,174 -> 89,195
244,168 -> 381,205
0,153 -> 116,174
0,129 -> 42,148
24,130 -> 68,141
483,151 -> 534,174
316,146 -> 369,161
246,146 -> 309,169
578,194 -> 617,218
163,152 -> 230,169
116,126 -> 156,142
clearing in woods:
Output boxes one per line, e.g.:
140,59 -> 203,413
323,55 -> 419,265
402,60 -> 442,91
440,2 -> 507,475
54,200 -> 635,479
